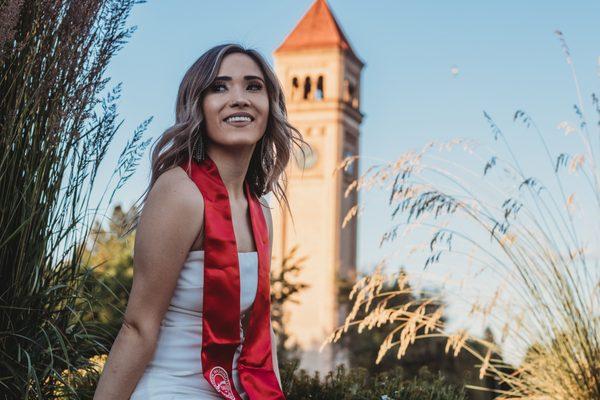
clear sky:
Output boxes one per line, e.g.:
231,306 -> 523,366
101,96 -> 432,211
91,0 -> 600,362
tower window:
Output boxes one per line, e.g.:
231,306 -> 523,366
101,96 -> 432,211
343,78 -> 359,108
315,75 -> 324,100
351,83 -> 359,108
343,79 -> 350,102
348,82 -> 355,101
291,76 -> 299,101
303,76 -> 312,100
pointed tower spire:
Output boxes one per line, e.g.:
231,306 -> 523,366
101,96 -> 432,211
275,0 -> 362,65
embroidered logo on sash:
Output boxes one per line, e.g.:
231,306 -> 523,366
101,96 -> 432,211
209,366 -> 236,399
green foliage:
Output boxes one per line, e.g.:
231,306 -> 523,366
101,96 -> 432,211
270,245 -> 310,364
280,360 -> 467,400
81,205 -> 138,344
0,1 -> 149,398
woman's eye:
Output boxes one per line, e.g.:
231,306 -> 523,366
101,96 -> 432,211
211,83 -> 226,92
249,82 -> 263,91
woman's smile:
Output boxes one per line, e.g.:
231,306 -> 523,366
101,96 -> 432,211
223,112 -> 255,127
224,118 -> 253,127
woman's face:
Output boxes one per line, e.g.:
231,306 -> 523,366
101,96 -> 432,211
202,52 -> 269,152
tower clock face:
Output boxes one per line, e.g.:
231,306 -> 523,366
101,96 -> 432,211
294,142 -> 318,170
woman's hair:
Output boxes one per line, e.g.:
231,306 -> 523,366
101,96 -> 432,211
138,43 -> 308,223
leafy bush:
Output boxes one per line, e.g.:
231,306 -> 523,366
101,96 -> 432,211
280,359 -> 467,400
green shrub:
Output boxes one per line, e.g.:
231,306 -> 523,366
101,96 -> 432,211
280,359 -> 467,400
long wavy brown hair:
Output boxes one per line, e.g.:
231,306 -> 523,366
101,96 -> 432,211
137,43 -> 308,224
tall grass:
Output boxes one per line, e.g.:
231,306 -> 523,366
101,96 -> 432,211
0,1 -> 150,398
325,30 -> 600,399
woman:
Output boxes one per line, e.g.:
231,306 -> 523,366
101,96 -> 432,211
93,43 -> 307,399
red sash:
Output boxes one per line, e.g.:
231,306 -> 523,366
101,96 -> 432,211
182,156 -> 285,400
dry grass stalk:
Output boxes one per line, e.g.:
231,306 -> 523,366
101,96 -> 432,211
325,30 -> 599,400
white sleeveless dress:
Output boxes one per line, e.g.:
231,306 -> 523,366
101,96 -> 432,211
129,250 -> 265,400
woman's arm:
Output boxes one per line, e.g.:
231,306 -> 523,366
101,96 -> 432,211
93,167 -> 203,400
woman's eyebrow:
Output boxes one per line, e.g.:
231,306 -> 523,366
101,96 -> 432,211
214,75 -> 265,83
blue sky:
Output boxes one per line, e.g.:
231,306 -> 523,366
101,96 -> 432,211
96,0 -> 600,278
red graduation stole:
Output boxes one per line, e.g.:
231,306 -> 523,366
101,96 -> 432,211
182,155 -> 285,400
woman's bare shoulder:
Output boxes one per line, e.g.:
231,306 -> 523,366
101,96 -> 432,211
149,165 -> 204,210
136,166 -> 204,254
136,166 -> 204,251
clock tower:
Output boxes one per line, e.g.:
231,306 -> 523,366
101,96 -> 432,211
271,0 -> 364,374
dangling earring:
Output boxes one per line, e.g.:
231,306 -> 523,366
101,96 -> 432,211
193,129 -> 204,163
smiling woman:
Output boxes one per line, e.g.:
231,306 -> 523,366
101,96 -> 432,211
92,44 -> 309,400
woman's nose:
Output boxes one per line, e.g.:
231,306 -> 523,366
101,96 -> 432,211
229,86 -> 251,107
230,97 -> 250,107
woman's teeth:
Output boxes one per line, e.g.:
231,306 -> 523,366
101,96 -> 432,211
225,116 -> 251,123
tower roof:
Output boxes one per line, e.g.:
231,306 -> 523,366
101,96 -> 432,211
275,0 -> 362,64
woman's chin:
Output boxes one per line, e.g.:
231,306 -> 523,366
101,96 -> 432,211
212,139 -> 259,150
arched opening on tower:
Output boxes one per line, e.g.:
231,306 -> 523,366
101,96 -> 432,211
303,76 -> 312,100
343,78 -> 359,109
351,83 -> 359,108
291,76 -> 300,101
315,75 -> 324,100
